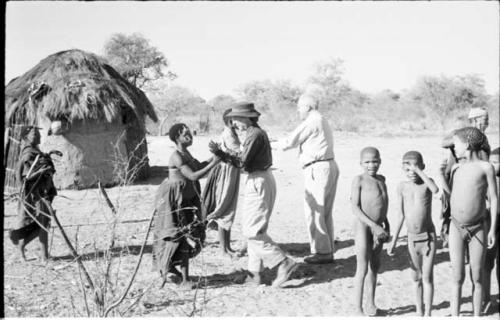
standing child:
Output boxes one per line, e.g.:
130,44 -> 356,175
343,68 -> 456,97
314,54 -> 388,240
202,108 -> 242,258
440,127 -> 497,316
484,147 -> 500,312
351,147 -> 390,316
388,151 -> 439,316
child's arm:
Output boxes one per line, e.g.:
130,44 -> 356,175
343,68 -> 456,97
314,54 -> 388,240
388,183 -> 405,256
485,163 -> 498,248
438,159 -> 452,195
350,176 -> 387,236
413,166 -> 439,194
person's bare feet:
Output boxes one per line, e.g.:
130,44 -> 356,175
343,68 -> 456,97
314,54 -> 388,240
353,308 -> 364,316
365,304 -> 379,317
272,257 -> 298,288
178,280 -> 196,290
244,272 -> 262,286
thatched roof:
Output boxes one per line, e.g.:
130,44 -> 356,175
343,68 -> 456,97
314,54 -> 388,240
5,49 -> 158,125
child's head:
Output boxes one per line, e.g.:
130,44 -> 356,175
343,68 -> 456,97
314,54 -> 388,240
222,108 -> 233,128
452,127 -> 487,158
490,147 -> 500,177
360,147 -> 381,176
169,123 -> 192,147
402,151 -> 425,181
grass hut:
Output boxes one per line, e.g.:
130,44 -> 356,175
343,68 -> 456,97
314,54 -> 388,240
4,49 -> 158,191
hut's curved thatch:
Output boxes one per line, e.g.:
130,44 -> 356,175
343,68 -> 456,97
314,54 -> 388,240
4,49 -> 158,190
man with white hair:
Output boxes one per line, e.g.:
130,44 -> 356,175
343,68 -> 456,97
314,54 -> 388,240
468,107 -> 489,133
279,95 -> 339,264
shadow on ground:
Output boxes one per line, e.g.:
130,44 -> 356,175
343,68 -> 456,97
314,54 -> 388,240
281,237 -> 450,288
279,239 -> 354,258
54,244 -> 153,261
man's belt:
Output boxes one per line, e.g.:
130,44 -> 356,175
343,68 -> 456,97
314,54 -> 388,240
303,158 -> 334,169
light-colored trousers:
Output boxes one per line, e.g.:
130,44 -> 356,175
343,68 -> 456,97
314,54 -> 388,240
303,159 -> 339,255
242,170 -> 286,273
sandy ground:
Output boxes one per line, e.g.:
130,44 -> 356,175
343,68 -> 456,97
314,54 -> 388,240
3,131 -> 500,317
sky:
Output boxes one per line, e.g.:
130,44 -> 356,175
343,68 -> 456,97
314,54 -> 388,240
5,1 -> 499,100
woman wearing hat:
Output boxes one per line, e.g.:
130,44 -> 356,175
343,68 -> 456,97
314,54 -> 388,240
210,102 -> 297,287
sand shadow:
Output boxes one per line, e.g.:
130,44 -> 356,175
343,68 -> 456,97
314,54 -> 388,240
54,244 -> 153,261
386,301 -> 449,316
279,240 -> 354,258
379,237 -> 449,273
284,239 -> 450,288
188,269 -> 249,289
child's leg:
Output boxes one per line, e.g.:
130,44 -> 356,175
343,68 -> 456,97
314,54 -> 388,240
38,228 -> 49,261
365,243 -> 382,316
408,242 -> 424,316
225,229 -> 235,253
17,229 -> 39,261
179,254 -> 195,289
482,246 -> 495,310
422,238 -> 436,317
449,222 -> 466,316
38,214 -> 51,261
218,228 -> 228,254
354,222 -> 370,315
482,217 -> 494,308
468,227 -> 486,316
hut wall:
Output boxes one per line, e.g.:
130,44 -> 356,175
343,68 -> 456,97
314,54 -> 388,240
122,109 -> 150,181
41,119 -> 128,189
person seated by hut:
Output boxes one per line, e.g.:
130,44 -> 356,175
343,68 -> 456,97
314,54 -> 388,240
9,126 -> 58,262
153,123 -> 220,290
202,108 -> 242,259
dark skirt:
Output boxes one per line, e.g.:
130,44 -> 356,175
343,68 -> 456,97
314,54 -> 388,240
152,177 -> 205,280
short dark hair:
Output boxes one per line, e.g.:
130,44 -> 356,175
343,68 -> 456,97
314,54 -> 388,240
168,123 -> 188,142
360,146 -> 380,159
402,151 -> 424,164
491,147 -> 500,156
453,127 -> 487,152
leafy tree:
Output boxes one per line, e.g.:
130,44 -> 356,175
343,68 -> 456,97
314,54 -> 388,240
103,33 -> 176,89
209,94 -> 237,113
410,74 -> 488,126
306,58 -> 367,112
237,79 -> 301,118
147,86 -> 208,135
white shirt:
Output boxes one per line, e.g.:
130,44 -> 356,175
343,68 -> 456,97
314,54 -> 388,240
280,110 -> 335,167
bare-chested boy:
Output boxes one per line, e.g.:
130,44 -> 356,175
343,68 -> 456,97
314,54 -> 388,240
483,147 -> 499,312
351,147 -> 390,316
440,127 -> 498,316
388,151 -> 439,316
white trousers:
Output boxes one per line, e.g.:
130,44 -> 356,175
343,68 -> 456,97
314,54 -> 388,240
303,159 -> 339,255
242,170 -> 286,273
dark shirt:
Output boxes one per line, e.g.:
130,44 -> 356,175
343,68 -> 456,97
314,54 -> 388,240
240,125 -> 273,173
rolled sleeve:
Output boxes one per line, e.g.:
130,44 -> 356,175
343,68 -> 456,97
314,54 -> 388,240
282,120 -> 313,150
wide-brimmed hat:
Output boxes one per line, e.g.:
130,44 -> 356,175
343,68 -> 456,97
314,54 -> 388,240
468,107 -> 488,119
226,102 -> 261,118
